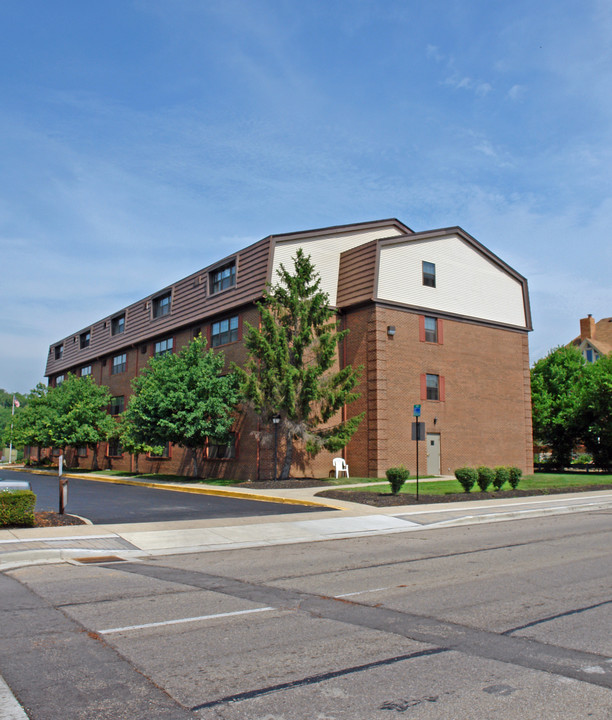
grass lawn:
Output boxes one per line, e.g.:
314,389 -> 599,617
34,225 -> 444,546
327,473 -> 612,495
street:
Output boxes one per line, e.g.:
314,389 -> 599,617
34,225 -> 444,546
1,510 -> 611,719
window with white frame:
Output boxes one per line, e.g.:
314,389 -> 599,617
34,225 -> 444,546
81,365 -> 92,377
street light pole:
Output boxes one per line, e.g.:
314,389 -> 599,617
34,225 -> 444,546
272,415 -> 281,481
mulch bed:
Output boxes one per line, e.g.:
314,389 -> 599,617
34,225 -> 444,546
3,512 -> 87,529
237,479 -> 331,489
316,484 -> 612,507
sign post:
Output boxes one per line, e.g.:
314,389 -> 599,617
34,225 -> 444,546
413,405 -> 422,501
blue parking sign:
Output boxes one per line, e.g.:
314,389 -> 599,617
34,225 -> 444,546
413,404 -> 421,417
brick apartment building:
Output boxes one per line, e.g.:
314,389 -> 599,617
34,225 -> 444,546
42,219 -> 534,479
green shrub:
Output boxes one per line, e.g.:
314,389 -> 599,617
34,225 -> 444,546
0,490 -> 36,527
572,454 -> 593,465
508,467 -> 522,489
386,466 -> 410,494
493,466 -> 510,491
476,466 -> 495,492
455,467 -> 477,493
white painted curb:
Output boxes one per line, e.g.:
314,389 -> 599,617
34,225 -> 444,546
0,675 -> 28,720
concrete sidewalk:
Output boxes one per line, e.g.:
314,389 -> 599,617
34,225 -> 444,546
2,469 -> 612,570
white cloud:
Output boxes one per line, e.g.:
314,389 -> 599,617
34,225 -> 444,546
507,84 -> 526,101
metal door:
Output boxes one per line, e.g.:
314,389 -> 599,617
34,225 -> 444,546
426,433 -> 441,475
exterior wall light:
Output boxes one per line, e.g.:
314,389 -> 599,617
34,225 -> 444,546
387,326 -> 396,336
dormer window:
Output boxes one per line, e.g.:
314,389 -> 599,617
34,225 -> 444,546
80,330 -> 91,349
153,292 -> 171,318
210,261 -> 236,294
111,314 -> 125,335
54,344 -> 63,360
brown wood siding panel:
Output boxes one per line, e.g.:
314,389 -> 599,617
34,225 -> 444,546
45,237 -> 271,376
337,240 -> 378,307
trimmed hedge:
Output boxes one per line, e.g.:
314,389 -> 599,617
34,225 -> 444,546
508,466 -> 522,489
386,466 -> 410,495
493,466 -> 510,490
0,490 -> 36,527
455,466 -> 523,493
455,467 -> 477,493
476,466 -> 495,492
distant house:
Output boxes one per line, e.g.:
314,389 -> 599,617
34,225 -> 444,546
569,315 -> 612,363
40,218 -> 534,479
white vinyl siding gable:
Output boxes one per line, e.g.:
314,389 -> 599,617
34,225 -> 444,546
376,235 -> 527,328
271,226 -> 403,306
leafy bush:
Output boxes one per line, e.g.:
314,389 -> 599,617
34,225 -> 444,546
572,454 -> 593,465
0,490 -> 36,527
386,466 -> 410,495
476,466 -> 495,492
455,467 -> 477,493
508,467 -> 522,489
493,466 -> 510,491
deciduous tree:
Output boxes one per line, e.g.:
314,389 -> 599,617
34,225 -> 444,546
578,354 -> 612,468
122,336 -> 240,476
531,346 -> 585,467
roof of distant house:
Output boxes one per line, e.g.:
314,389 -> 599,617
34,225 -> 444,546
569,315 -> 612,356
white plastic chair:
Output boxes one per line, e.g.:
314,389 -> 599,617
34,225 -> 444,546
332,457 -> 349,478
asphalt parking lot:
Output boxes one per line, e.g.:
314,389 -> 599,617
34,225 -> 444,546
0,469 -> 323,524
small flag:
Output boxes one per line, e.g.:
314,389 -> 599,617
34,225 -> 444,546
13,399 -> 20,408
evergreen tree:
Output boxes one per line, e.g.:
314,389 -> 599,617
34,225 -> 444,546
122,336 -> 240,476
235,248 -> 364,479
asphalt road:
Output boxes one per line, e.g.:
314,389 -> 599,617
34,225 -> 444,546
1,510 -> 611,719
0,469 -> 321,523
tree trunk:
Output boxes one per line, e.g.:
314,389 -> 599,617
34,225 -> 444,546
279,429 -> 293,479
91,444 -> 99,471
191,447 -> 199,477
134,454 -> 139,474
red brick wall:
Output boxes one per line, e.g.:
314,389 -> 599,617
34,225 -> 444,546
343,305 -> 533,477
41,301 -> 533,480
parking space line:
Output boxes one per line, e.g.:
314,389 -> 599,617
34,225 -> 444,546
335,586 -> 395,598
98,606 -> 275,635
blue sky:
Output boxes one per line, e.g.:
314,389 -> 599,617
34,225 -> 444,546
1,0 -> 611,392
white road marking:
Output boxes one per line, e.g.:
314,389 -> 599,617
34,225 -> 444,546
582,665 -> 606,674
98,606 -> 274,635
335,586 -> 395,598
